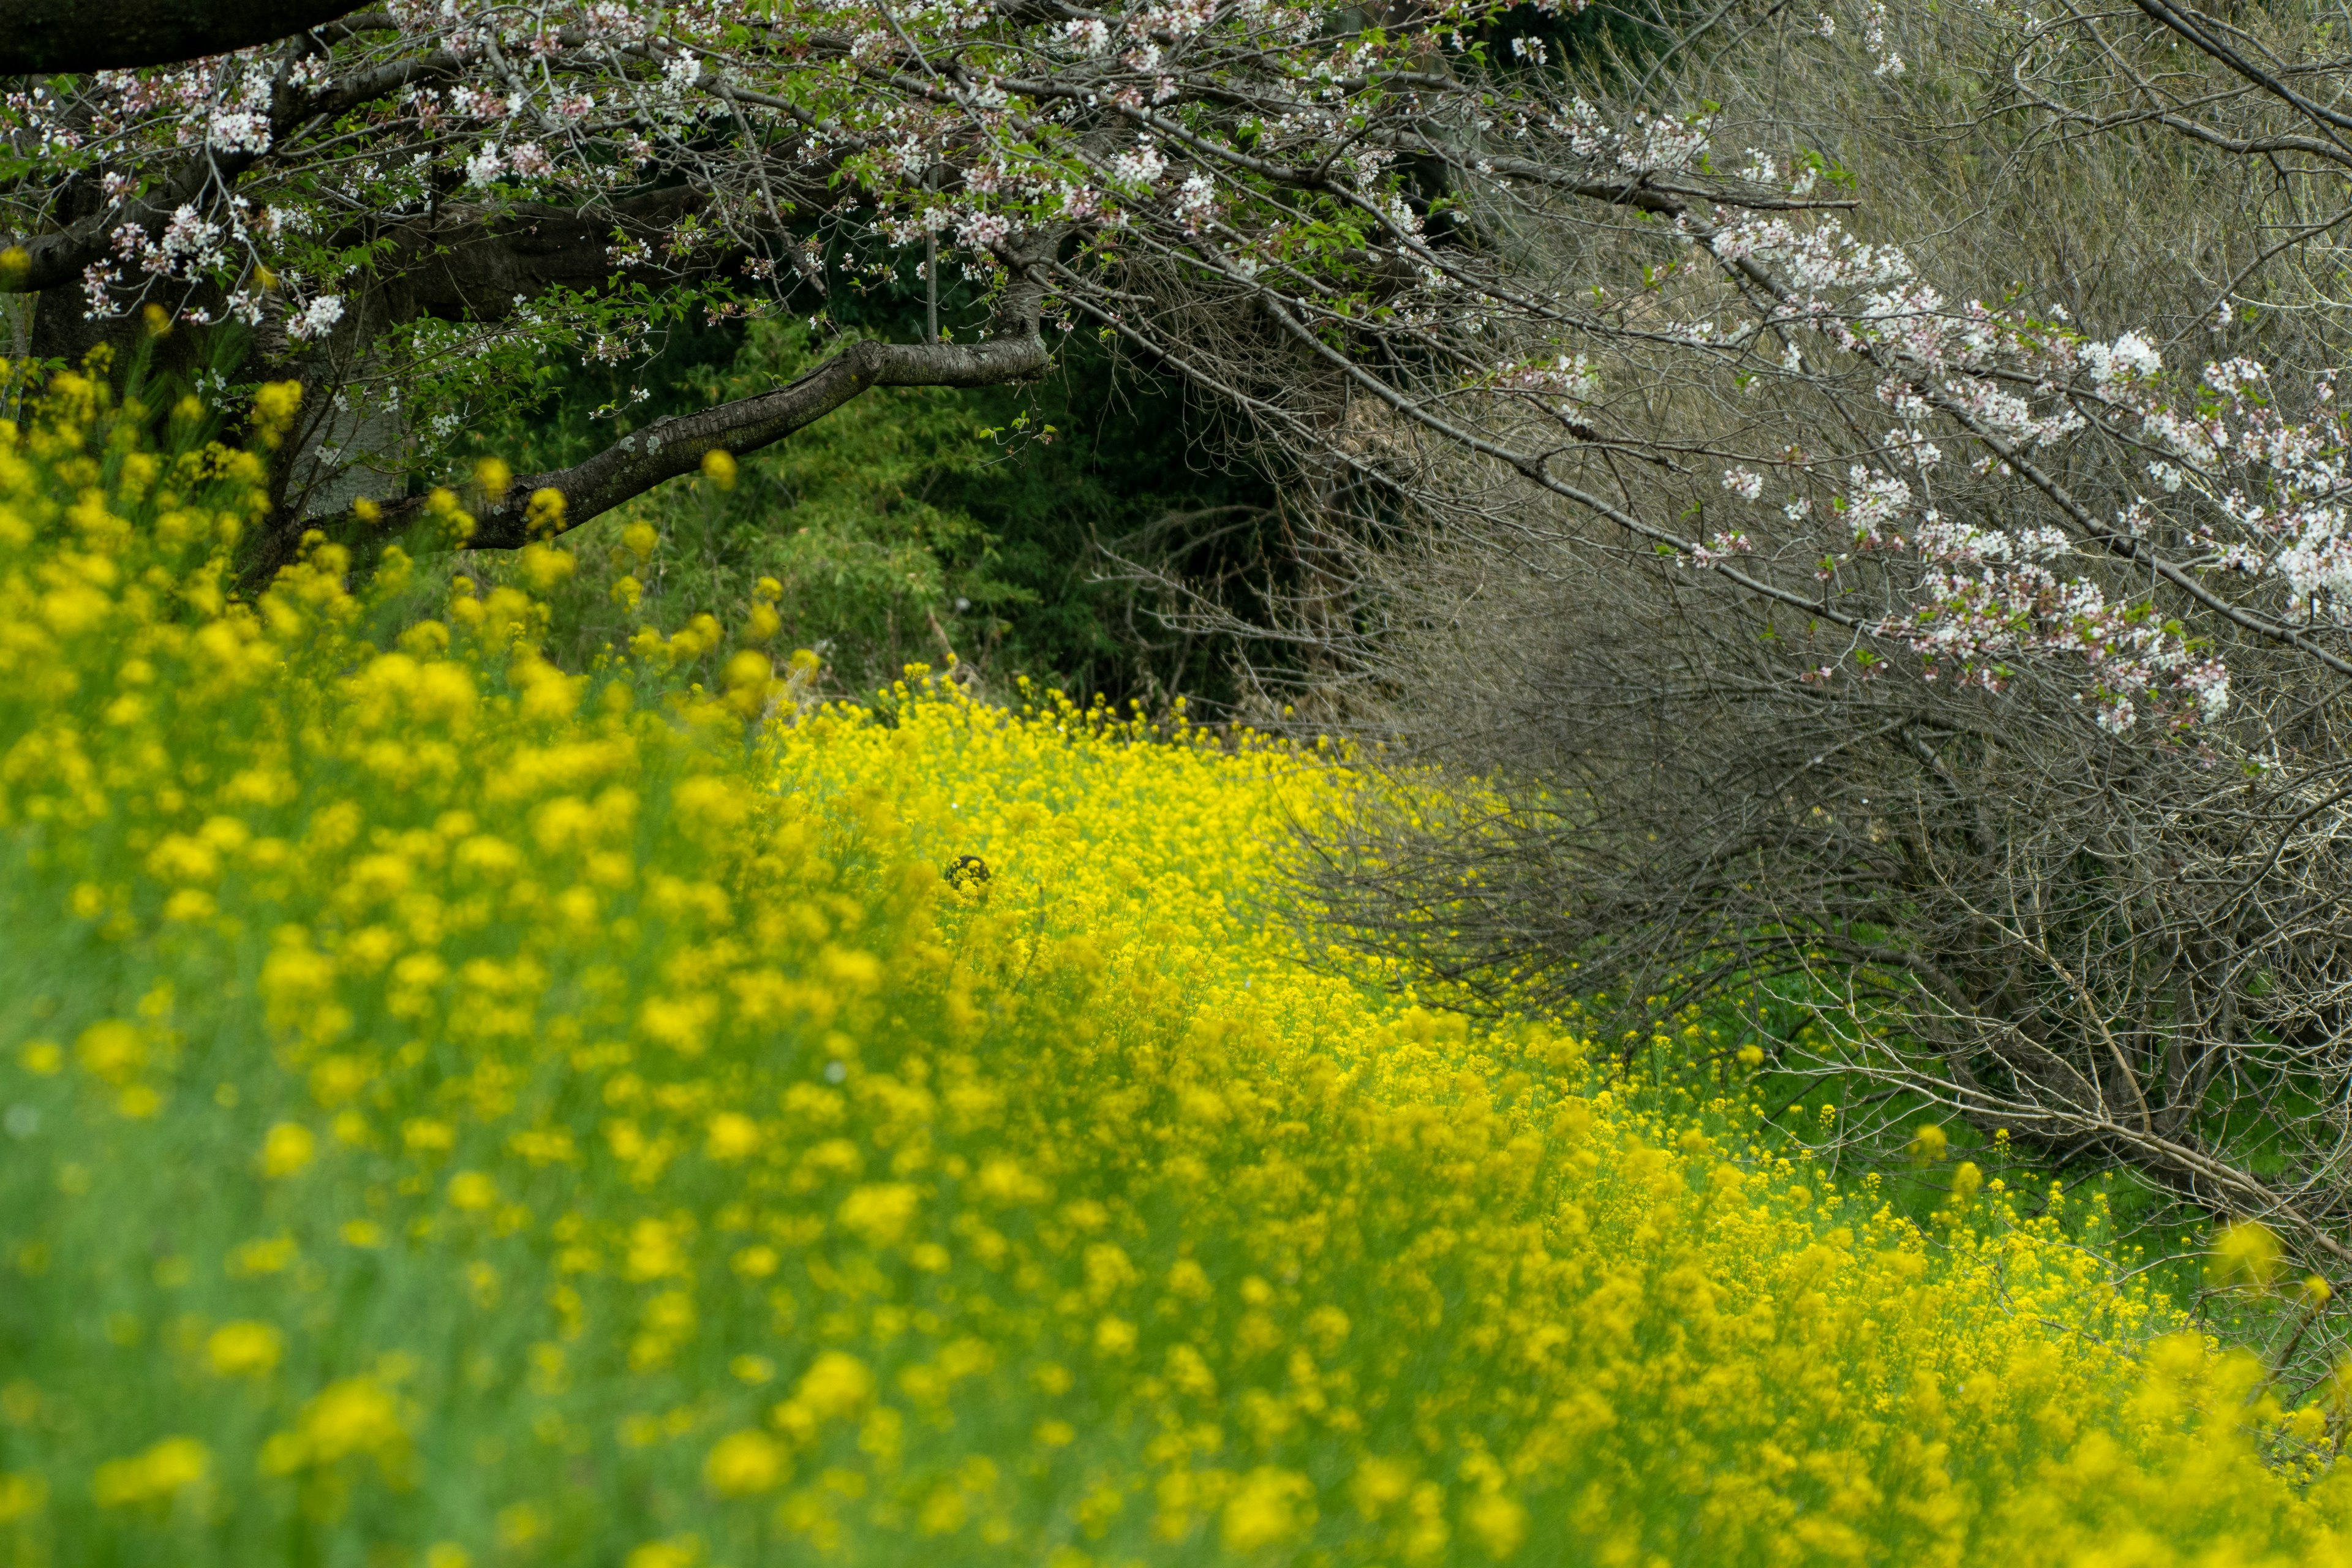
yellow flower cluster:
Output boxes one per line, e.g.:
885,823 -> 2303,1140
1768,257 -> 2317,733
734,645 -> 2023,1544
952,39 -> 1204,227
0,372 -> 2348,1565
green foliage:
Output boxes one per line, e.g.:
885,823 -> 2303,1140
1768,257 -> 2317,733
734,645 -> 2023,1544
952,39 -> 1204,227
460,314 -> 1275,704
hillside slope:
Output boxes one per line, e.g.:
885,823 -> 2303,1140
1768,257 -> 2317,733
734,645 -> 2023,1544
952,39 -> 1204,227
0,378 -> 2345,1564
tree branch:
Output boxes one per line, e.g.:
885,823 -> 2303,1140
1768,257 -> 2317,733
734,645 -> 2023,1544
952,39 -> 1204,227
318,240 -> 1060,566
371,186 -> 719,322
0,0 -> 377,74
2,49 -> 465,296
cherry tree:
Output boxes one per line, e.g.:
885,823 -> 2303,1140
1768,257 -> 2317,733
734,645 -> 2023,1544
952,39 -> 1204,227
1,0 -> 1676,568
5,0 -> 2342,715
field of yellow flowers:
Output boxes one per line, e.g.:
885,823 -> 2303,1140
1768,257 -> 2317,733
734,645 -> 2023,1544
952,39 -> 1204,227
2,372 -> 2350,1566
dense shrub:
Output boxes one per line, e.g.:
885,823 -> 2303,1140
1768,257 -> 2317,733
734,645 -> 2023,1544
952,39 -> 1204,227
1,375 -> 2348,1564
454,318 -> 1277,706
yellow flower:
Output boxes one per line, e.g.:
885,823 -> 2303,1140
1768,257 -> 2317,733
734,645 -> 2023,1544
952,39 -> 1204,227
1093,1316 -> 1137,1357
73,1019 -> 145,1086
706,1112 -> 762,1161
260,1377 -> 408,1475
205,1320 -> 285,1379
704,1429 -> 788,1496
1221,1467 -> 1315,1551
260,1121 -> 315,1179
1464,1492 -> 1528,1558
226,1234 -> 299,1278
497,1502 -> 550,1548
525,488 -> 568,535
0,1471 -> 47,1525
623,1536 -> 702,1568
90,1437 -> 209,1508
1352,1457 -> 1414,1517
0,386 -> 2343,1568
790,1352 -> 873,1420
250,381 -> 303,447
2211,1221 -> 2285,1289
837,1183 -> 921,1246
1950,1161 -> 1984,1202
448,1170 -> 498,1212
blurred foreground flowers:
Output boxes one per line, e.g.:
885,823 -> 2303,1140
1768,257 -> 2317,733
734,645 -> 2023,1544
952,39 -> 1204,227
1,372 -> 2350,1564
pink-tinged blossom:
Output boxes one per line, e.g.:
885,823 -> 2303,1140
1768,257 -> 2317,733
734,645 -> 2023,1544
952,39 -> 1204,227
257,205 -> 315,239
2141,407 -> 2221,467
2179,658 -> 2232,719
2205,357 -> 2268,397
1843,466 -> 1909,546
1174,172 -> 1217,230
1945,375 -> 2084,448
448,86 -> 508,121
1498,353 -> 1600,403
156,205 -> 224,273
1722,467 -> 1765,502
956,211 -> 1011,251
1108,141 -> 1167,187
1862,2 -> 1904,75
205,110 -> 272,154
81,262 -> 118,316
1691,530 -> 1754,567
1615,110 -> 1709,175
287,295 -> 346,342
2082,331 -> 2161,385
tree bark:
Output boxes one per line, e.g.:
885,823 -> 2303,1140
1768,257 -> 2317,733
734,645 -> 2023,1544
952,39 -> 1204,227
374,188 -> 720,322
447,336 -> 1048,549
258,239 -> 1064,575
0,0 -> 376,74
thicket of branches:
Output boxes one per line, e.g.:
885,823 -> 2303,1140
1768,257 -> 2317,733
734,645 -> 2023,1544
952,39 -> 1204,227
1225,0 -> 2352,1295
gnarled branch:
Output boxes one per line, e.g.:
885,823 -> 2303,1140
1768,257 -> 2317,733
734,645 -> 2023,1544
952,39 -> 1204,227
280,239 -> 1061,573
0,0 -> 375,74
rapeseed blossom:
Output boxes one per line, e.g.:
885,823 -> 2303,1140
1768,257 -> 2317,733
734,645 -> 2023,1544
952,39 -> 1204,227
0,372 -> 2348,1564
